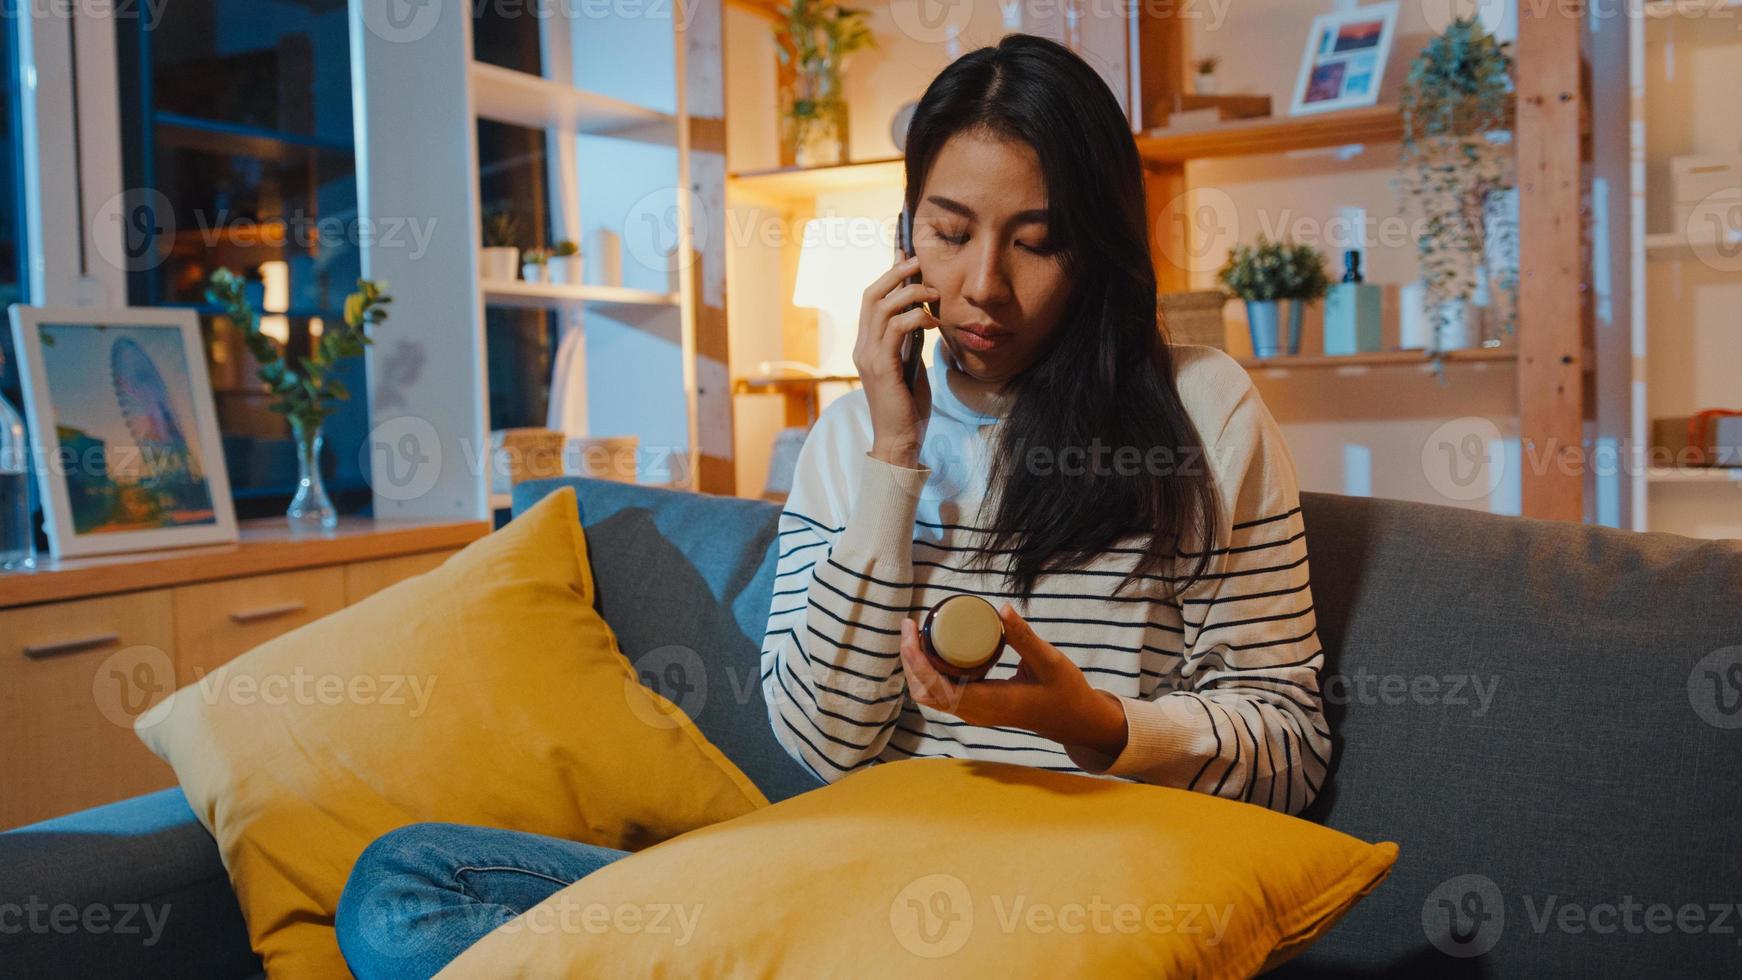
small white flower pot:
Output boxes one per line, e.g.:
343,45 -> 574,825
522,262 -> 548,283
546,255 -> 582,285
479,246 -> 519,282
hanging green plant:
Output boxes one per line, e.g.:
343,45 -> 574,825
1396,16 -> 1516,373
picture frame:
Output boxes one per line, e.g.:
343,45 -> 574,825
6,304 -> 238,558
1289,2 -> 1399,117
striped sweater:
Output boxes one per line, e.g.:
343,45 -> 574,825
758,335 -> 1331,815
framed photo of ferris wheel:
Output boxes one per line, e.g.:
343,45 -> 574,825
7,304 -> 237,558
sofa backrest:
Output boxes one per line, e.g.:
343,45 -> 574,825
516,477 -> 1742,976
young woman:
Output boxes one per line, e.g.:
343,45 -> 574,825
760,33 -> 1330,806
334,32 -> 1329,980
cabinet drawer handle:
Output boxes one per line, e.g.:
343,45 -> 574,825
24,632 -> 122,659
228,601 -> 308,625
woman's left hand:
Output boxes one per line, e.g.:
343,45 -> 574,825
899,602 -> 1129,758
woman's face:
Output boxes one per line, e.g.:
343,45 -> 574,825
914,129 -> 1074,385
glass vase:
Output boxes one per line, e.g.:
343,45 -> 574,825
780,65 -> 848,168
288,417 -> 339,531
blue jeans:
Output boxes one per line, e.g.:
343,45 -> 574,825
335,821 -> 632,980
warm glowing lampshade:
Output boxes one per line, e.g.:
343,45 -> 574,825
791,217 -> 894,375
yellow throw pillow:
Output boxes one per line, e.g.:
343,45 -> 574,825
135,487 -> 768,980
439,758 -> 1396,978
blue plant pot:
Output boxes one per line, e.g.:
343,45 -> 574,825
1246,299 -> 1305,358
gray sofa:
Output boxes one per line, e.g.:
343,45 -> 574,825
5,476 -> 1740,978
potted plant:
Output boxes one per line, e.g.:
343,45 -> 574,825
521,246 -> 550,284
206,269 -> 391,531
1194,56 -> 1220,95
1217,236 -> 1328,358
480,208 -> 521,282
774,1 -> 875,168
1396,16 -> 1515,357
547,240 -> 581,285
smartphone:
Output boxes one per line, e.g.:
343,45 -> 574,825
896,207 -> 929,392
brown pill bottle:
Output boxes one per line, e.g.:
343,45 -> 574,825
919,594 -> 1005,681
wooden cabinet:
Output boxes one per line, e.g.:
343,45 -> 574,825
0,517 -> 488,830
0,592 -> 179,829
173,568 -> 348,681
344,550 -> 460,604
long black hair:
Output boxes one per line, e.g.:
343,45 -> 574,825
902,33 -> 1221,601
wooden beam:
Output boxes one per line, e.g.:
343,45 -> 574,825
1135,1 -> 1183,132
682,0 -> 737,496
724,0 -> 782,23
1515,1 -> 1587,522
1137,5 -> 1188,292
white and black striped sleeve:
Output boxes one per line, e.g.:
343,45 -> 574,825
1061,383 -> 1333,815
759,409 -> 931,783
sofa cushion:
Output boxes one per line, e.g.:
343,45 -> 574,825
438,758 -> 1398,978
515,477 -> 824,804
0,787 -> 260,978
135,487 -> 767,979
1283,491 -> 1742,975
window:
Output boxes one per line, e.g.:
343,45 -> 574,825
115,0 -> 370,517
475,5 -> 559,436
479,118 -> 559,433
2,8 -> 26,366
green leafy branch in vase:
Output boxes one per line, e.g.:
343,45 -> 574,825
774,1 -> 875,161
205,268 -> 392,442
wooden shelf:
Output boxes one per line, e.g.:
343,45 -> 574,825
469,62 -> 674,143
1644,0 -> 1742,18
0,517 -> 489,610
728,157 -> 905,204
1138,105 -> 1406,164
481,279 -> 679,310
733,374 -> 860,394
1235,347 -> 1517,372
1647,466 -> 1742,484
1644,230 -> 1742,261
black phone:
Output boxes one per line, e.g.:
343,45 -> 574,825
896,207 -> 929,392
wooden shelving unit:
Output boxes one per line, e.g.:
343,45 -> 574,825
1134,7 -> 1590,522
469,62 -> 675,142
1136,105 -> 1406,164
728,156 -> 905,205
1621,2 -> 1742,537
480,279 -> 680,311
1235,347 -> 1516,372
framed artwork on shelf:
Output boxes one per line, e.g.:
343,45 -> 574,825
6,305 -> 238,558
1289,2 -> 1399,116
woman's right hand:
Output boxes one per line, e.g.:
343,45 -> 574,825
855,253 -> 941,469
